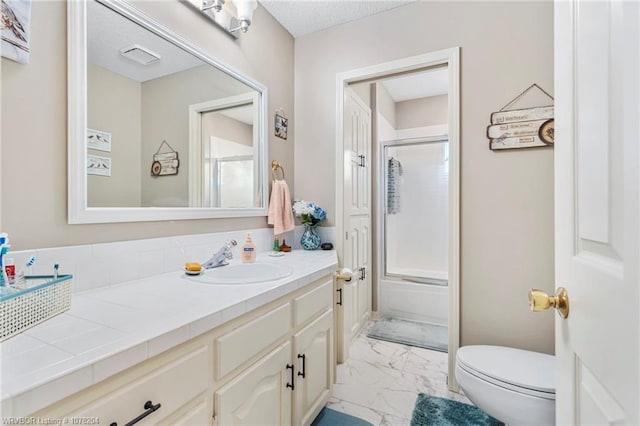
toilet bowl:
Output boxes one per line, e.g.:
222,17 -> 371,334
455,345 -> 555,425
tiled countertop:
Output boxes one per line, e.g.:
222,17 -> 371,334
0,250 -> 338,416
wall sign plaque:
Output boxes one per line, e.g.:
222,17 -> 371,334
151,140 -> 179,176
488,84 -> 554,150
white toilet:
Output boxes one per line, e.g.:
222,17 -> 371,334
455,345 -> 555,425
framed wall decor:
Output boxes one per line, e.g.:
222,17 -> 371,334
274,110 -> 288,140
87,154 -> 111,177
1,0 -> 31,64
87,128 -> 112,152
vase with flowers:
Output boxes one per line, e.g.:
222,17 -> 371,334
292,200 -> 327,250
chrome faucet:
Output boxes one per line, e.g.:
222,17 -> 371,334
202,240 -> 238,269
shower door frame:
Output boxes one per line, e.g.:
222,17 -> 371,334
380,137 -> 450,287
335,47 -> 460,392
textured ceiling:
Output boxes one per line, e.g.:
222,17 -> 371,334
259,0 -> 416,38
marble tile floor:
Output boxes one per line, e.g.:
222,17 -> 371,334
328,323 -> 471,426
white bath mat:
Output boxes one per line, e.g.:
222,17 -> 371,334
366,317 -> 448,352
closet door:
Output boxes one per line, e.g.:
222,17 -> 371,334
341,88 -> 372,362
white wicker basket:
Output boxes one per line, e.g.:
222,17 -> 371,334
0,275 -> 72,342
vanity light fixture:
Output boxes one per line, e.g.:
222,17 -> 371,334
195,0 -> 257,37
232,0 -> 258,33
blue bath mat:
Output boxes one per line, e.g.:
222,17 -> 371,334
311,407 -> 374,426
367,317 -> 448,352
410,394 -> 504,426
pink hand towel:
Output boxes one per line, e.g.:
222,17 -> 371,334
268,180 -> 295,236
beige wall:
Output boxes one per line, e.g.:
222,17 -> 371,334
1,1 -> 294,250
139,65 -> 251,207
294,1 -> 555,354
376,83 -> 396,129
87,64 -> 142,207
396,94 -> 448,129
350,81 -> 371,107
206,113 -> 253,149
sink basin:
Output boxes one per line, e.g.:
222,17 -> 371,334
185,262 -> 293,284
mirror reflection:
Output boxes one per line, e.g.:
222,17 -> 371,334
86,0 -> 263,209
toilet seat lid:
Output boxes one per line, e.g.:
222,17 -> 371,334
457,345 -> 555,394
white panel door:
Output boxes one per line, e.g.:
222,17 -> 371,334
555,1 -> 639,424
340,88 -> 372,362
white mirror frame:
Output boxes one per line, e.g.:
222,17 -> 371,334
67,0 -> 268,224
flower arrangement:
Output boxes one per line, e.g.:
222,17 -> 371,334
292,200 -> 327,227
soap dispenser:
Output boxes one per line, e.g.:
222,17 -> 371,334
241,232 -> 257,263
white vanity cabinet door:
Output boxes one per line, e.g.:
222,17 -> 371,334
214,341 -> 293,426
293,309 -> 334,426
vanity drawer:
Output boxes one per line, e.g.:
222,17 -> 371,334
70,345 -> 208,424
293,279 -> 333,327
215,302 -> 291,379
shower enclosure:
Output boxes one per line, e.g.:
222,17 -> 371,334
374,137 -> 449,350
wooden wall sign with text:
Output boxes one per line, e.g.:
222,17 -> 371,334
151,140 -> 180,176
488,84 -> 555,150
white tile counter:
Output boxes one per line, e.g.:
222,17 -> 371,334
0,250 -> 338,416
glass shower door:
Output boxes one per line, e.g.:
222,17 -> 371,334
384,139 -> 449,285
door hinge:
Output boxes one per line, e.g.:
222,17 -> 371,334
345,232 -> 349,240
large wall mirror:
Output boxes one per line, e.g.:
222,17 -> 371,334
68,0 -> 268,223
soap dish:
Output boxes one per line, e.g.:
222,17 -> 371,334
184,268 -> 203,276
268,251 -> 285,257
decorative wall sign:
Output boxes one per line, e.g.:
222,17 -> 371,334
487,84 -> 554,150
1,0 -> 31,64
87,128 -> 112,152
87,154 -> 111,177
151,140 -> 179,176
274,109 -> 288,140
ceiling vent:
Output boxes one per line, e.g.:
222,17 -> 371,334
119,44 -> 161,65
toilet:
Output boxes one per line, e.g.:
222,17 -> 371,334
455,345 -> 555,425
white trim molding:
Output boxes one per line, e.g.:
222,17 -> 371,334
335,47 -> 461,392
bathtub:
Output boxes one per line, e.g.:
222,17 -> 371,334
378,272 -> 448,325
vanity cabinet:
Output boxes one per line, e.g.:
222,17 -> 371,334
213,280 -> 334,426
31,275 -> 334,426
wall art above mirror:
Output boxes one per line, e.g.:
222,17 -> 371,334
68,0 -> 268,224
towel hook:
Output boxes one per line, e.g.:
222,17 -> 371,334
272,160 -> 285,181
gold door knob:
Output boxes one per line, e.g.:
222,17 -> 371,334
528,287 -> 569,319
